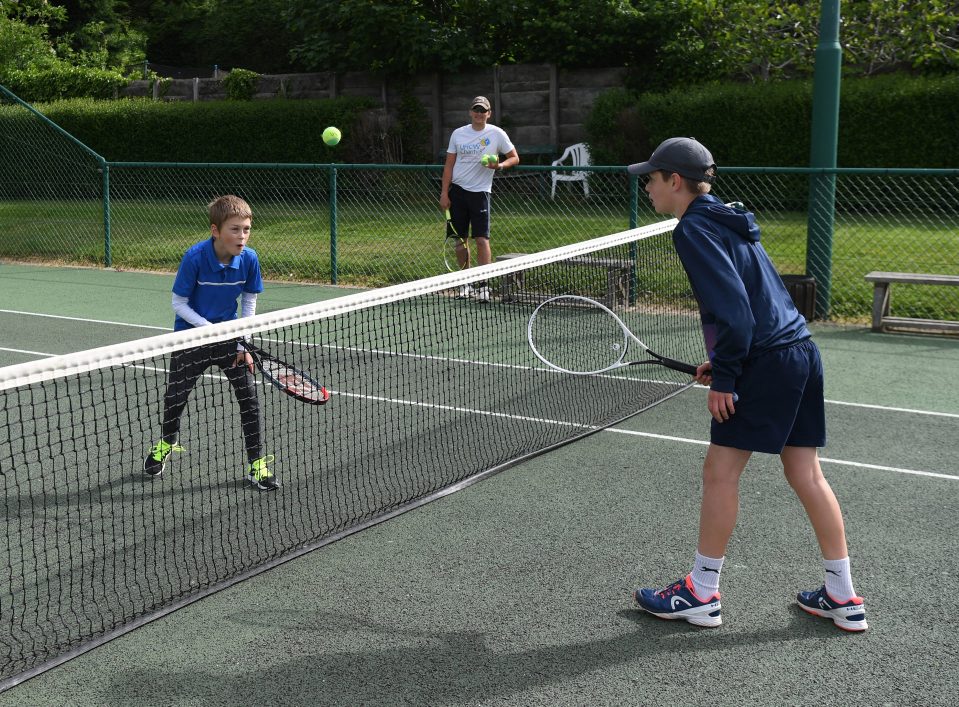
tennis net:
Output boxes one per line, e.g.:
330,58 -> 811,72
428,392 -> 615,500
0,218 -> 702,689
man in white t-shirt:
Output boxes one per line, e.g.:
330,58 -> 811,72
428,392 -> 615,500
439,95 -> 520,301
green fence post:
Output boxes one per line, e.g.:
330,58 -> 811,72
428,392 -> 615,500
629,172 -> 639,304
329,165 -> 338,285
806,0 -> 842,318
102,163 -> 111,267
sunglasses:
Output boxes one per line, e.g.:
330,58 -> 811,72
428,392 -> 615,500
471,106 -> 490,113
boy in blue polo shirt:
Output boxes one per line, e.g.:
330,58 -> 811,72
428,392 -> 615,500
144,194 -> 277,491
627,138 -> 866,631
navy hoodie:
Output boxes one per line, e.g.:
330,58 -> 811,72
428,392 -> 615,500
672,194 -> 810,394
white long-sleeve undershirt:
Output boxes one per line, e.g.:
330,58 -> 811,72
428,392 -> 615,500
172,292 -> 258,328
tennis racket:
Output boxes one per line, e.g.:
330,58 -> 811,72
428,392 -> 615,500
443,209 -> 468,273
241,342 -> 331,405
527,295 -> 700,376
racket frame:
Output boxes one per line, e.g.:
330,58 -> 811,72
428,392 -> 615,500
527,295 -> 699,376
241,342 -> 331,405
443,209 -> 469,273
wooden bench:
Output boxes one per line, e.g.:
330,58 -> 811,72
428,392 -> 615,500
864,271 -> 959,333
495,252 -> 633,308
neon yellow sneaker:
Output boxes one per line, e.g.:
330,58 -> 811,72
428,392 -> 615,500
143,439 -> 184,477
246,455 -> 279,491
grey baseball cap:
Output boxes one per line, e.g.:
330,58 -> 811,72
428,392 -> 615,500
627,137 -> 717,182
471,96 -> 491,111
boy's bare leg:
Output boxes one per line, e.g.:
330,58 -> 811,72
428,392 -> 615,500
781,446 -> 848,560
697,444 -> 752,558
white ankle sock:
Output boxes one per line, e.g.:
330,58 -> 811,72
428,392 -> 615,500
823,557 -> 856,601
690,551 -> 724,598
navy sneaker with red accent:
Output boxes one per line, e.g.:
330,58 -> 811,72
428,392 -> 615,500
797,586 -> 867,632
633,575 -> 722,627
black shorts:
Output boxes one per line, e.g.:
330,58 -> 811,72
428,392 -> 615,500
449,183 -> 491,239
709,339 -> 827,454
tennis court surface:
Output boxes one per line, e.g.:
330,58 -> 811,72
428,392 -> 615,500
1,228 -> 958,704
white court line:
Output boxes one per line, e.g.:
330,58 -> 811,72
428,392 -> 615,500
0,338 -> 954,481
688,383 -> 957,420
825,398 -> 959,420
0,309 -> 172,331
3,310 -> 957,477
0,347 -> 58,357
4,308 -> 958,419
609,428 -> 959,481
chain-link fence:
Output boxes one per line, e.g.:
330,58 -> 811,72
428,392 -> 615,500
3,85 -> 958,323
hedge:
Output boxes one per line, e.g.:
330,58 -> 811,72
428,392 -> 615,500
0,65 -> 128,102
586,73 -> 959,168
17,96 -> 377,163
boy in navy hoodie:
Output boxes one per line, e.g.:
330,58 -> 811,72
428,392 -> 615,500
628,138 -> 866,631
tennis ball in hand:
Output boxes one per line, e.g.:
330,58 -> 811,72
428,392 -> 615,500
322,126 -> 341,146
481,154 -> 498,167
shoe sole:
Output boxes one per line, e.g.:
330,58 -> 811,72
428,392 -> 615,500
798,603 -> 868,631
634,591 -> 722,628
245,474 -> 280,491
143,460 -> 165,477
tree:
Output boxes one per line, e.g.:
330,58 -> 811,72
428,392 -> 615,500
284,0 -> 477,75
645,0 -> 958,85
283,0 -> 661,75
841,1 -> 959,75
513,0 -> 651,68
0,1 -> 66,71
51,0 -> 147,71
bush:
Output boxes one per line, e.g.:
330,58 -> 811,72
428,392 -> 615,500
583,88 -> 649,166
0,64 -> 128,102
28,96 -> 377,163
221,68 -> 260,100
838,74 -> 959,168
586,74 -> 959,168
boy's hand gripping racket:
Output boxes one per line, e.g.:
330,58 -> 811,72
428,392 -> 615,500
241,342 -> 331,405
443,209 -> 468,273
527,295 -> 699,376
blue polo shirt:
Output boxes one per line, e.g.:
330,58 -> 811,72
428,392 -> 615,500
172,238 -> 264,331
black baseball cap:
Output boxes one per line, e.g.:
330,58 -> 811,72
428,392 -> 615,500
627,137 -> 717,182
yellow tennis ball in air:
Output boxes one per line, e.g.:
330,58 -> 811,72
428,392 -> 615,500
481,154 -> 498,167
322,126 -> 341,146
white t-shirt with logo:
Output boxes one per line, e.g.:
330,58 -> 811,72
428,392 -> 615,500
447,124 -> 515,193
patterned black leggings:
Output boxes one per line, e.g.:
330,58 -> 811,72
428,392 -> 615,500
160,340 -> 261,462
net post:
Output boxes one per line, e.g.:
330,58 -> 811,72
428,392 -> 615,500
329,165 -> 338,285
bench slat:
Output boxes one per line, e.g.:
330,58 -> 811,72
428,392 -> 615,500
880,317 -> 959,333
865,271 -> 959,286
865,271 -> 959,332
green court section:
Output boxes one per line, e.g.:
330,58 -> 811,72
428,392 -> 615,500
0,261 -> 363,364
0,387 -> 956,705
1,263 -> 957,704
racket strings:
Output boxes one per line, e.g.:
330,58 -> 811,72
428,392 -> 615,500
530,301 -> 628,374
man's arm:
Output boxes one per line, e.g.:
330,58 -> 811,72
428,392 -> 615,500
493,148 -> 519,170
440,152 -> 456,210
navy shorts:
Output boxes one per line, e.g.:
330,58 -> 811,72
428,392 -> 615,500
449,183 -> 491,239
710,338 -> 827,454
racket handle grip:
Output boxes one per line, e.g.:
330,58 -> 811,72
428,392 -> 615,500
659,356 -> 699,376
